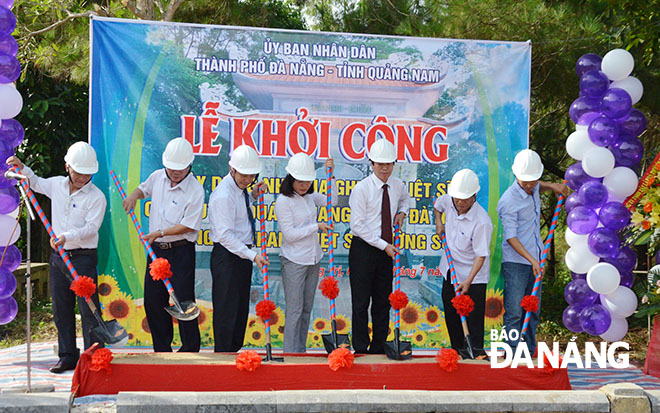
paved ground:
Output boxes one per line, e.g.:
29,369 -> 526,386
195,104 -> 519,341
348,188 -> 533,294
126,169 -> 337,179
1,339 -> 659,404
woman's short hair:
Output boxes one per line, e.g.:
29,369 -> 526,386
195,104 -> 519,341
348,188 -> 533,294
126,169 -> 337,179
280,174 -> 315,197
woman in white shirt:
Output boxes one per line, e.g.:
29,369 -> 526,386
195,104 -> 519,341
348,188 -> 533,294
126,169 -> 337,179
274,153 -> 336,353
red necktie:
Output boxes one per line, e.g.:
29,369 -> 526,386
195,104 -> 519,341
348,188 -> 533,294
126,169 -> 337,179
381,183 -> 392,244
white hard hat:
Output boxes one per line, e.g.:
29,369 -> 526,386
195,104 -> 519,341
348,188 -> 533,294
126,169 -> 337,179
64,142 -> 98,174
229,145 -> 262,175
448,169 -> 480,199
286,153 -> 316,181
162,138 -> 194,170
368,139 -> 396,163
512,149 -> 544,181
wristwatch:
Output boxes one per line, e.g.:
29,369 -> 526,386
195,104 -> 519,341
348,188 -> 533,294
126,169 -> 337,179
159,229 -> 165,237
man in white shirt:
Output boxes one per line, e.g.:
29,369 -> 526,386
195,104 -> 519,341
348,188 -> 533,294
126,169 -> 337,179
122,138 -> 204,352
7,142 -> 106,373
434,169 -> 493,356
208,145 -> 267,352
348,139 -> 410,354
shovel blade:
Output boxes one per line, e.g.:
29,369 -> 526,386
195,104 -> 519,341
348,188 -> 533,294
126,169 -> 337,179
458,334 -> 476,360
92,319 -> 129,346
321,333 -> 351,354
385,339 -> 412,360
164,300 -> 200,321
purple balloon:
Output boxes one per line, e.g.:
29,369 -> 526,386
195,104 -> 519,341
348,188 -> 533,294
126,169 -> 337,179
0,267 -> 15,299
565,279 -> 599,308
580,70 -> 610,98
576,54 -> 602,78
569,96 -> 600,123
563,305 -> 584,333
611,134 -> 644,167
0,34 -> 16,56
565,192 -> 584,213
0,52 -> 19,83
565,162 -> 597,191
656,249 -> 660,265
619,271 -> 634,288
598,202 -> 631,230
0,118 -> 23,148
619,109 -> 647,137
588,115 -> 619,147
0,245 -> 20,271
578,180 -> 609,209
0,0 -> 14,9
588,227 -> 621,258
571,271 -> 587,280
0,7 -> 16,37
0,175 -> 13,189
567,206 -> 599,235
600,88 -> 632,120
0,185 -> 18,214
603,246 -> 637,274
579,304 -> 612,336
577,111 -> 600,127
0,295 -> 17,324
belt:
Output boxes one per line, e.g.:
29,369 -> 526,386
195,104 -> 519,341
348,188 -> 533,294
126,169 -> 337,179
213,242 -> 254,249
154,239 -> 191,250
58,248 -> 97,257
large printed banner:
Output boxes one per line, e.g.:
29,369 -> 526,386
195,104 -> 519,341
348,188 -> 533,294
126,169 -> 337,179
90,17 -> 531,349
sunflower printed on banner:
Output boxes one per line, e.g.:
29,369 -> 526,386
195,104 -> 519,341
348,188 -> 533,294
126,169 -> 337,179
484,288 -> 505,331
312,317 -> 330,333
399,301 -> 422,331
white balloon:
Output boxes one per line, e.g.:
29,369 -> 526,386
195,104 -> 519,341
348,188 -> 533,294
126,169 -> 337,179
565,244 -> 600,274
602,286 -> 638,318
601,49 -> 634,81
0,215 -> 21,246
566,130 -> 599,161
600,316 -> 628,342
582,147 -> 615,178
587,262 -> 620,295
610,76 -> 644,105
7,206 -> 19,220
603,167 -> 638,199
565,227 -> 589,249
0,84 -> 23,120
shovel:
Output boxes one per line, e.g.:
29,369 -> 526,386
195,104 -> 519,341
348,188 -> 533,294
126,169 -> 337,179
14,169 -> 128,346
440,233 -> 476,359
385,224 -> 412,360
110,171 -> 199,321
258,190 -> 283,362
321,165 -> 350,353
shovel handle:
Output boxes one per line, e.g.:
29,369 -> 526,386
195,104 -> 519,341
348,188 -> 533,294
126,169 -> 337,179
520,188 -> 565,335
110,171 -> 188,313
258,189 -> 272,337
326,165 -> 337,321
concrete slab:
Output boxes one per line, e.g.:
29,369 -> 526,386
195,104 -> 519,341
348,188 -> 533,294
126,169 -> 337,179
0,393 -> 71,413
599,383 -> 651,413
647,389 -> 660,413
115,389 -> 611,413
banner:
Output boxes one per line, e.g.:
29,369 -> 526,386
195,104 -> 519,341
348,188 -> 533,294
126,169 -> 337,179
90,17 -> 531,349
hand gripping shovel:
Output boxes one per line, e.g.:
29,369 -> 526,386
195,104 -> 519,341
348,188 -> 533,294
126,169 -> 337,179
321,165 -> 350,353
520,190 -> 565,338
385,224 -> 412,360
440,233 -> 475,360
13,167 -> 128,346
258,190 -> 283,362
110,171 -> 199,321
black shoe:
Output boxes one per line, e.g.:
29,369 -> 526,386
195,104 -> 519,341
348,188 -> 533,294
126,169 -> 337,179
49,359 -> 77,374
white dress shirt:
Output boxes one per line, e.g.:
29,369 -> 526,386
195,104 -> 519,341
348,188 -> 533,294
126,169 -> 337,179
274,183 -> 337,266
22,165 -> 106,249
138,169 -> 204,243
433,194 -> 493,284
208,174 -> 257,261
349,173 -> 410,250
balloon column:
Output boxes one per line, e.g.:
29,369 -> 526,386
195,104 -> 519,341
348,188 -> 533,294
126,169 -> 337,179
563,49 -> 643,341
0,0 -> 23,326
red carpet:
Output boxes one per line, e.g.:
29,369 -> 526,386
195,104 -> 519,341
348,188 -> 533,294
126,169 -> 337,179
72,346 -> 571,396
